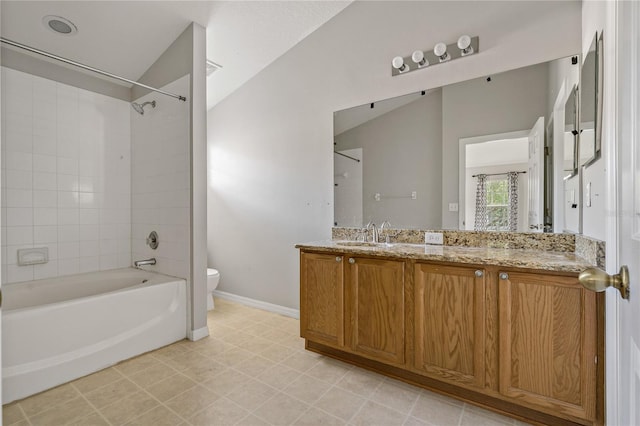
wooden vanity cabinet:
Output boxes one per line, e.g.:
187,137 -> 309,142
413,263 -> 486,390
299,252 -> 345,348
299,249 -> 601,425
345,256 -> 405,365
498,271 -> 597,422
299,251 -> 406,364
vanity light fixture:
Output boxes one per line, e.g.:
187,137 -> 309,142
457,35 -> 474,56
411,50 -> 429,68
433,42 -> 450,62
391,36 -> 479,77
391,56 -> 409,73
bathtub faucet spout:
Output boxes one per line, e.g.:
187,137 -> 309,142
134,258 -> 156,268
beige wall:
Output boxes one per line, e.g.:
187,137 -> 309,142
335,92 -> 442,229
207,1 -> 582,309
441,62 -> 550,228
134,22 -> 208,339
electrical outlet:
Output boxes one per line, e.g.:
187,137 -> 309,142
448,203 -> 459,212
425,232 -> 444,245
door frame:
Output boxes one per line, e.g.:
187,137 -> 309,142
458,129 -> 530,230
604,1 -> 620,425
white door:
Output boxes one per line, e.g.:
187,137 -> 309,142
613,2 -> 640,423
0,88 -> 3,417
527,117 -> 544,231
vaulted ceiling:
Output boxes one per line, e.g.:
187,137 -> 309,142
0,1 -> 351,109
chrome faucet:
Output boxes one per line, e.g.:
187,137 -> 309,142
379,220 -> 392,243
365,222 -> 378,243
134,258 -> 156,268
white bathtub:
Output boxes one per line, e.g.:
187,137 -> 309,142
1,268 -> 187,403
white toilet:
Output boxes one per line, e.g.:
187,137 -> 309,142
207,268 -> 220,310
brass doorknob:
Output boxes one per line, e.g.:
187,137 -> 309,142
578,265 -> 630,300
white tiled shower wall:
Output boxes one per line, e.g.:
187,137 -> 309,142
131,75 -> 190,280
1,67 -> 131,284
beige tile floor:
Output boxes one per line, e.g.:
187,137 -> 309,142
2,298 -> 526,426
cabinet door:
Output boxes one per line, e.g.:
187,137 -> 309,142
413,263 -> 486,389
498,271 -> 596,421
346,257 -> 405,365
300,252 -> 345,348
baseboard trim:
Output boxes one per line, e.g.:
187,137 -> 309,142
212,290 -> 300,319
188,326 -> 209,341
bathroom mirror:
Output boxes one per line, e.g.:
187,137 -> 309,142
579,32 -> 603,167
564,85 -> 578,179
563,84 -> 580,233
334,55 -> 576,231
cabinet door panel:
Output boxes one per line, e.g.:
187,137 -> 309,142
300,252 -> 344,347
347,257 -> 405,364
499,272 -> 596,421
413,264 -> 485,388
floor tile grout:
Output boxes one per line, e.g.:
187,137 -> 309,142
70,382 -> 114,426
5,298 -> 515,426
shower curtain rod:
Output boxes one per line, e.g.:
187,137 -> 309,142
472,171 -> 527,178
334,151 -> 360,162
1,37 -> 187,102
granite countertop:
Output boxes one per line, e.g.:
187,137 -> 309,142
296,240 -> 594,273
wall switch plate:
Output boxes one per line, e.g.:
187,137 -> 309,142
449,203 -> 459,212
425,232 -> 444,245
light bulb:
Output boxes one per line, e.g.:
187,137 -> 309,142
411,50 -> 428,67
392,56 -> 408,72
433,42 -> 450,62
458,35 -> 473,56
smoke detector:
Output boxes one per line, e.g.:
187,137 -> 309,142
42,15 -> 78,36
206,60 -> 223,76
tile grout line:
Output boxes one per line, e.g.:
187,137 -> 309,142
457,402 -> 466,426
7,298 -> 513,426
69,382 -> 114,426
288,405 -> 317,426
403,384 -> 423,426
118,372 -> 196,426
344,396 -> 367,426
371,381 -> 421,417
88,356 -> 193,425
303,404 -> 351,425
15,385 -> 84,424
16,403 -> 34,426
235,412 -> 275,426
366,380 -> 413,425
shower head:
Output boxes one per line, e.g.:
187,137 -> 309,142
131,100 -> 156,115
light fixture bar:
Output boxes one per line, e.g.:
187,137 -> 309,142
0,37 -> 187,101
391,36 -> 479,77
